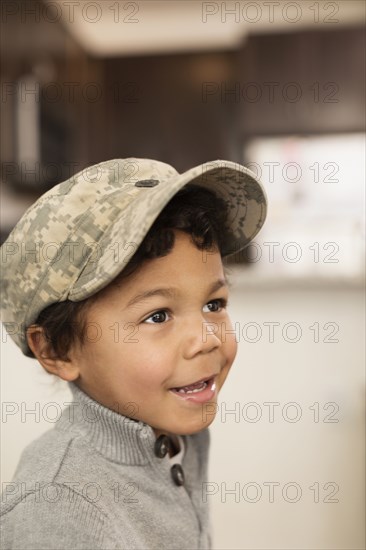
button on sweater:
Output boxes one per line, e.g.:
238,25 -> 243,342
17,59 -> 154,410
0,382 -> 212,549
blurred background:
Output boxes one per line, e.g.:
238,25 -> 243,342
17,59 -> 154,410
1,1 -> 365,548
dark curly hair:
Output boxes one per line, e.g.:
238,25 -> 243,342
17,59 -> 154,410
30,184 -> 230,361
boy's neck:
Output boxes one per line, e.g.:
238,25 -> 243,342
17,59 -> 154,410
169,435 -> 180,457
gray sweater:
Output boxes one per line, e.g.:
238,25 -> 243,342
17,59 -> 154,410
1,382 -> 212,549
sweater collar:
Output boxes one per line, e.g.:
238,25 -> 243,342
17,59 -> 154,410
57,381 -> 159,465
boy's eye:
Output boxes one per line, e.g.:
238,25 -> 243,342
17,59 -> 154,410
142,298 -> 228,324
203,298 -> 228,313
143,310 -> 170,324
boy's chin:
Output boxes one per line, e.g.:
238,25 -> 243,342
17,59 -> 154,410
171,414 -> 218,436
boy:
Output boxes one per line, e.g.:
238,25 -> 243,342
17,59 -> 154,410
0,158 -> 267,549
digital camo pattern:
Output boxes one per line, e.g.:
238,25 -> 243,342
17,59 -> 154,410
0,158 -> 267,355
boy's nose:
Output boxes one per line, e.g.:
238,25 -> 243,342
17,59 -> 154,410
181,316 -> 222,359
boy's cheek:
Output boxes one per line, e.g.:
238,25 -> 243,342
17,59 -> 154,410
226,337 -> 238,375
216,323 -> 238,392
222,317 -> 239,364
230,336 -> 238,364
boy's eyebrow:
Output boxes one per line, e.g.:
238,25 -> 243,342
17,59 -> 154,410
126,278 -> 228,308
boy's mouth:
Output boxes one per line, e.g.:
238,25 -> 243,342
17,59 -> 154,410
170,376 -> 213,394
169,376 -> 217,403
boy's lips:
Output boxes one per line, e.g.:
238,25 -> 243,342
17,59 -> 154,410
169,375 -> 218,404
170,374 -> 217,390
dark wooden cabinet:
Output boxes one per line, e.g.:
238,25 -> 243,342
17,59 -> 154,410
238,28 -> 365,137
1,0 -> 364,185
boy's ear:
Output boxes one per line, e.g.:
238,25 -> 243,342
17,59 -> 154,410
26,325 -> 80,381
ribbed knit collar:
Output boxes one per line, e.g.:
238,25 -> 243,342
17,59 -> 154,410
56,381 -> 160,465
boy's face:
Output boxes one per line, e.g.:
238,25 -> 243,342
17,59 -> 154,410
69,230 -> 238,436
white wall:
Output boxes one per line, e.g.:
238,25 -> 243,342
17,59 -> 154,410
1,279 -> 365,549
209,278 -> 365,549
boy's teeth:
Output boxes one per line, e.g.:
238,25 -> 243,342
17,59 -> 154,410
177,381 -> 207,394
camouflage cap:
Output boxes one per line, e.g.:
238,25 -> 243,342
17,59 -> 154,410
1,158 -> 267,356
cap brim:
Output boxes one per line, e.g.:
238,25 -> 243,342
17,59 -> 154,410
70,160 -> 267,302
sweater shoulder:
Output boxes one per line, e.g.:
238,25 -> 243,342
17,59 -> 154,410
1,423 -> 97,514
0,485 -> 117,550
0,427 -> 117,549
4,424 -> 76,491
